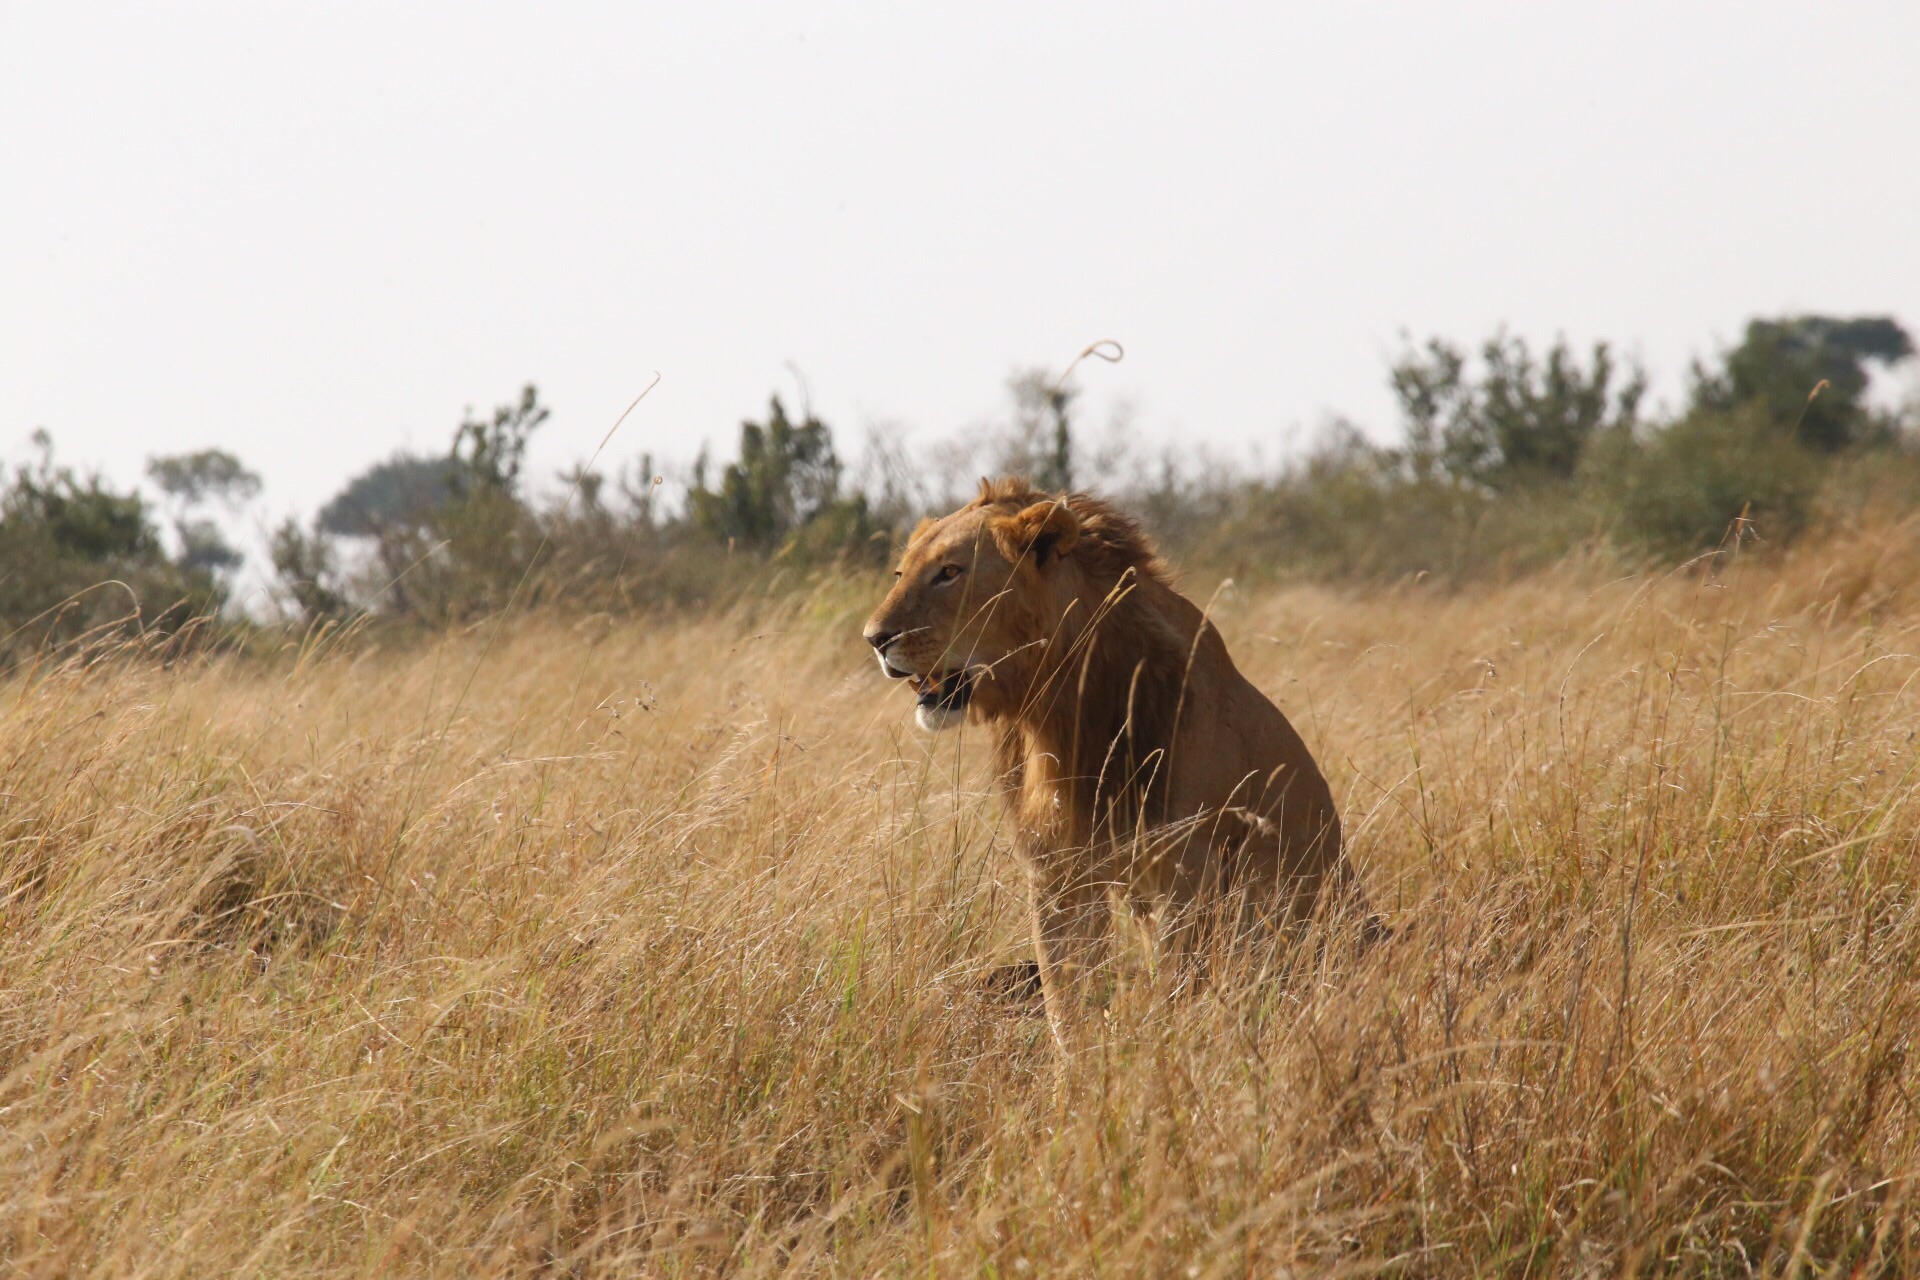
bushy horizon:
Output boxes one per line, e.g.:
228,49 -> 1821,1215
3,312 -> 1915,638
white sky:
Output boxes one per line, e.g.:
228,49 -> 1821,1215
4,2 -> 1918,532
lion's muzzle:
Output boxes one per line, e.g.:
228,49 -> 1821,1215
866,628 -> 914,680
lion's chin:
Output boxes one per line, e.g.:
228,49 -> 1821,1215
915,702 -> 969,732
911,668 -> 974,732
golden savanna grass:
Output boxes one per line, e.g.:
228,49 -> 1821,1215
9,519 -> 1920,1276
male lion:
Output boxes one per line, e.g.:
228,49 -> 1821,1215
864,477 -> 1362,1052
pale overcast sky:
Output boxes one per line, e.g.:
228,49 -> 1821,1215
4,2 -> 1917,526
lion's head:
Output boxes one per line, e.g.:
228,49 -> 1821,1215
863,478 -> 1171,732
862,479 -> 1082,731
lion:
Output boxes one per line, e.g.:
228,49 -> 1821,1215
863,477 -> 1364,1053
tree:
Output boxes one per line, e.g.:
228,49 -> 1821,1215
146,449 -> 262,508
1001,370 -> 1077,492
268,517 -> 347,626
317,454 -> 457,539
1,431 -> 221,656
16,431 -> 158,562
146,449 -> 262,575
450,383 -> 549,499
302,385 -> 550,622
1389,331 -> 1645,489
688,397 -> 846,547
1690,315 -> 1915,452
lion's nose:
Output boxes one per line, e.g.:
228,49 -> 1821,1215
864,627 -> 898,653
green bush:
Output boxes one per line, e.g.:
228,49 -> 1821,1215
0,434 -> 224,661
1216,477 -> 1604,586
1596,407 -> 1824,557
687,397 -> 879,561
1388,332 -> 1645,490
1690,316 -> 1913,452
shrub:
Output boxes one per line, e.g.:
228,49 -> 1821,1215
1183,425 -> 1607,586
290,387 -> 554,625
1690,315 -> 1914,452
0,433 -> 223,660
1597,406 -> 1824,557
268,518 -> 349,627
1389,331 -> 1645,490
688,397 -> 885,567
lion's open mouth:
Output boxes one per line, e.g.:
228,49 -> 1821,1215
912,669 -> 974,714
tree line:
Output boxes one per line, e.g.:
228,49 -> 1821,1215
1,312 -> 1913,656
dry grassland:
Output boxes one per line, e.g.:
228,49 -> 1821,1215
9,521 -> 1920,1276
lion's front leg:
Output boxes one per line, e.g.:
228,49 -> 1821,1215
1026,862 -> 1112,1059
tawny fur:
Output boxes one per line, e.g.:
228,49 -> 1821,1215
865,478 -> 1360,1054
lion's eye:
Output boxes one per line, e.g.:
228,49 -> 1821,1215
892,569 -> 903,579
934,564 -> 963,583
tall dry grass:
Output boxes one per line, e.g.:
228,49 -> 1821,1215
9,517 -> 1920,1276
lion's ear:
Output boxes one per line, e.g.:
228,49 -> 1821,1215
995,500 -> 1080,567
